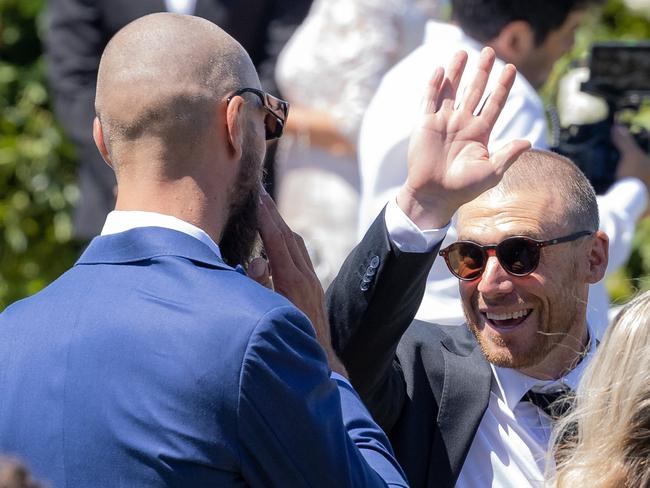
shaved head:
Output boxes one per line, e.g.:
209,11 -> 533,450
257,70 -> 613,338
94,13 -> 267,267
95,13 -> 259,169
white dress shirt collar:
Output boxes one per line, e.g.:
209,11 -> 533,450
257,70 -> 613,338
491,326 -> 597,411
101,210 -> 222,260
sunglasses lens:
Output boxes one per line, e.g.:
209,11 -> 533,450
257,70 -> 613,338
447,242 -> 485,280
264,114 -> 283,140
497,238 -> 539,275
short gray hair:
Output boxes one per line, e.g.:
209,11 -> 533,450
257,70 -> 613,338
488,149 -> 599,232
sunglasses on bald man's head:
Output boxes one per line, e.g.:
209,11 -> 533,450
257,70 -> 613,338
227,88 -> 289,141
439,231 -> 593,281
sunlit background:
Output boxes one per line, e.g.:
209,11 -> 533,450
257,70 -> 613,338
0,0 -> 649,309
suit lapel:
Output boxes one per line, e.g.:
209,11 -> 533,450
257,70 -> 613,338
433,342 -> 492,484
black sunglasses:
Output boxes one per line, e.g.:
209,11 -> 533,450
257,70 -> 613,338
439,231 -> 593,281
227,88 -> 289,141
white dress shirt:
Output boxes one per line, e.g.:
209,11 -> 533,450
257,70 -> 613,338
164,0 -> 196,15
358,20 -> 648,337
457,335 -> 596,488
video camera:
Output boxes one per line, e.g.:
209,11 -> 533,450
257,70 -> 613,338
553,42 -> 650,194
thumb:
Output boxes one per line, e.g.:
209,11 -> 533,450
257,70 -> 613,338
248,257 -> 272,289
490,139 -> 531,176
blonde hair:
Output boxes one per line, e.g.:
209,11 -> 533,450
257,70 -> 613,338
549,291 -> 650,487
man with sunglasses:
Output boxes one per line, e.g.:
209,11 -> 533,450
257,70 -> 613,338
327,54 -> 610,487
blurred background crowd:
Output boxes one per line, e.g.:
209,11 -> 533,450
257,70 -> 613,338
0,0 -> 649,310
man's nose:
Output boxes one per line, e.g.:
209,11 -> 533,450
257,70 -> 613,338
476,255 -> 514,297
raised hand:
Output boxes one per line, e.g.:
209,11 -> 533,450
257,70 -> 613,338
251,191 -> 347,377
397,47 -> 531,228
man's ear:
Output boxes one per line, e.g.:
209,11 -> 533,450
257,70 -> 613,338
93,117 -> 113,168
490,21 -> 535,66
225,96 -> 245,161
585,230 -> 609,284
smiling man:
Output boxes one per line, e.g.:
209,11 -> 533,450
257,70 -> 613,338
328,149 -> 609,487
454,150 -> 607,380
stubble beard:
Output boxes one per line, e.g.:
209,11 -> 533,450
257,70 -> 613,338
464,287 -> 583,371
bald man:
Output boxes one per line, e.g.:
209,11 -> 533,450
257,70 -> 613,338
0,14 -> 406,487
0,13 -> 528,488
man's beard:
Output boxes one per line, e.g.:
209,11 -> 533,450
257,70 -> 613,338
219,138 -> 263,268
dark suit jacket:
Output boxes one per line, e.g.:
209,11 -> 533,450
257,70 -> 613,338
45,0 -> 311,237
327,210 -> 494,488
0,227 -> 407,487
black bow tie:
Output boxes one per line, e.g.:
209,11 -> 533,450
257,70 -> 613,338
522,388 -> 574,418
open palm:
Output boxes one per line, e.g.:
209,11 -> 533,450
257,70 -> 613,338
398,48 -> 531,228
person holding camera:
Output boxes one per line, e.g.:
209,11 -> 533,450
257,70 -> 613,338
358,0 -> 650,338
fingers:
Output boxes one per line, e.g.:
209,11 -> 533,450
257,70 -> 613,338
248,257 -> 272,289
439,51 -> 468,111
478,63 -> 517,130
257,193 -> 300,276
420,66 -> 444,114
257,191 -> 313,275
460,47 -> 495,114
490,139 -> 531,176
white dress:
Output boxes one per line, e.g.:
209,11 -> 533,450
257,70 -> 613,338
275,0 -> 446,287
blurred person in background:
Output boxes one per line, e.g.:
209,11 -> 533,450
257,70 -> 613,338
274,0 -> 448,287
358,0 -> 650,338
46,0 -> 312,239
549,290 -> 650,487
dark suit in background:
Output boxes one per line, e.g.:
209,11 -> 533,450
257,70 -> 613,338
327,210 -> 493,488
45,0 -> 311,237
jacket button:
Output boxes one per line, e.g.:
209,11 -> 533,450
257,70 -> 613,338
360,282 -> 370,291
369,255 -> 380,268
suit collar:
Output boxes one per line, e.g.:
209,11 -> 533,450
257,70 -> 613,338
77,227 -> 234,271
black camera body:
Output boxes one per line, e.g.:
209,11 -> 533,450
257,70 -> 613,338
553,42 -> 650,194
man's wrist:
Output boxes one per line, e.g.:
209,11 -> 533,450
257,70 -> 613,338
396,184 -> 455,229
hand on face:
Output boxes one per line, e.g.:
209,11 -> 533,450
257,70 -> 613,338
251,191 -> 347,377
397,47 -> 531,229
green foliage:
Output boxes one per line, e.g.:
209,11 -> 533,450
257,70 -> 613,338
0,0 -> 81,309
540,0 -> 650,300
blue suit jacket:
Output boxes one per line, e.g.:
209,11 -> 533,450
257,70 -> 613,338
0,227 -> 407,487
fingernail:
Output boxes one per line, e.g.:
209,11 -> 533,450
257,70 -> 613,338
249,259 -> 266,277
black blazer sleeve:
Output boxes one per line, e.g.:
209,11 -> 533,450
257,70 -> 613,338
326,208 -> 440,429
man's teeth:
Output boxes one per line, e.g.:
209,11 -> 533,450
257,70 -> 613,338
486,310 -> 530,321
